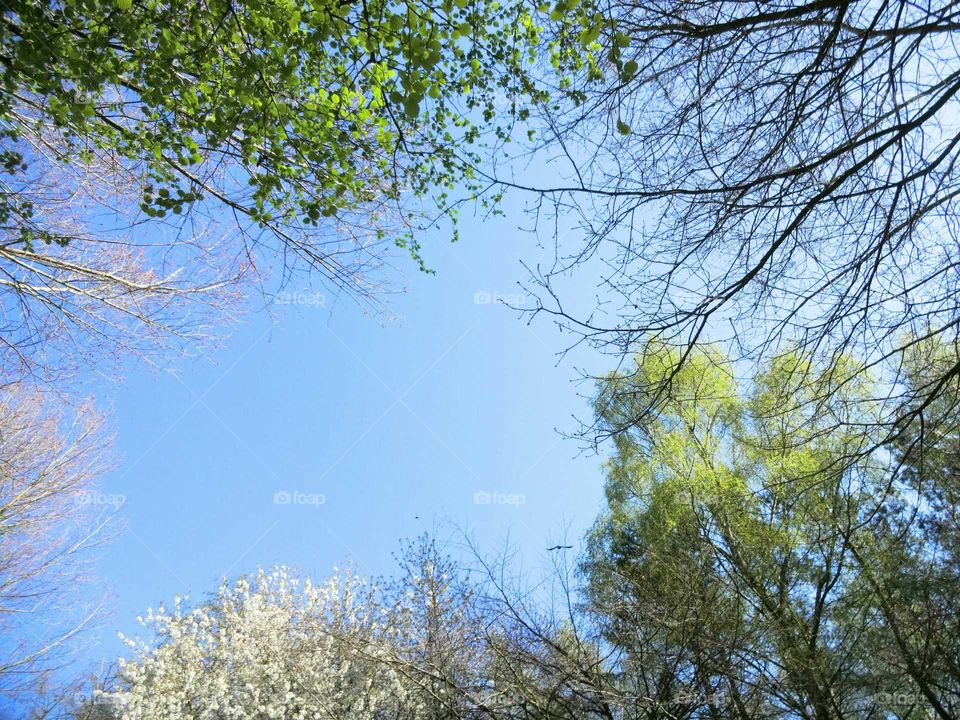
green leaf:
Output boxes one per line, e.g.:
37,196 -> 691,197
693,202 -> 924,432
403,96 -> 421,118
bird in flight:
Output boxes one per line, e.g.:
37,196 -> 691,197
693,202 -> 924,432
546,545 -> 573,551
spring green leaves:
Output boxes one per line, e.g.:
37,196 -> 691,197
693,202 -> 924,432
1,0 -> 553,278
585,340 -> 960,717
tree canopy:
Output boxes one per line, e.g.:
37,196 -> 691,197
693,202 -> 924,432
584,341 -> 960,718
3,0 -> 542,257
6,3 -> 960,718
0,0 -> 549,381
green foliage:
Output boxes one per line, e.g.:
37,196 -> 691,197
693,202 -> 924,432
585,341 -> 960,718
0,0 -> 555,273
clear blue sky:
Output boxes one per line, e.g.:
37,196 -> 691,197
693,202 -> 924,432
72,195 -> 609,675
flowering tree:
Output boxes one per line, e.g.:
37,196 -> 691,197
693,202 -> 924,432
105,568 -> 413,719
81,538 -> 501,720
70,536 -> 637,720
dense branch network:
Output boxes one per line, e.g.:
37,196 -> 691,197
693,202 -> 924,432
507,0 -> 960,446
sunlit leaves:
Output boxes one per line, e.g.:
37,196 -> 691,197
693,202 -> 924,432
582,343 -> 925,716
0,0 -> 560,276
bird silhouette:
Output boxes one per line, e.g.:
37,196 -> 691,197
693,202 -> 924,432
546,545 -> 573,551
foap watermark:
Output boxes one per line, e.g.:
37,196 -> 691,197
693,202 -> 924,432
274,290 -> 326,308
869,691 -> 921,707
71,690 -> 119,710
473,490 -> 526,508
673,691 -> 727,708
473,290 -> 527,306
77,491 -> 126,510
273,490 -> 325,508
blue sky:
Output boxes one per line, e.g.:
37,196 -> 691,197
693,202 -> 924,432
72,196 -> 609,674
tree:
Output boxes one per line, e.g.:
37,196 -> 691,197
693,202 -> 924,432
0,383 -> 113,700
583,342 -> 960,718
1,0 -> 546,382
104,566 -> 415,719
859,340 -> 960,717
80,537 -> 503,720
0,140 -> 248,384
71,533 -> 627,720
510,0 -> 960,451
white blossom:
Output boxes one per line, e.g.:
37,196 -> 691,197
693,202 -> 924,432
104,556 -> 488,720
